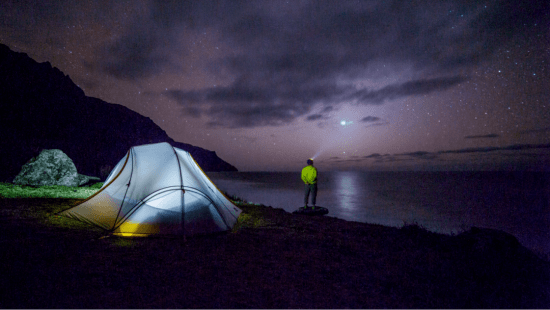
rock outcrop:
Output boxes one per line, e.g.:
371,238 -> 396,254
13,149 -> 100,187
0,43 -> 237,182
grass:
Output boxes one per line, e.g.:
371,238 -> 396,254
0,183 -> 108,235
0,182 -> 104,199
1,184 -> 549,308
0,183 -> 273,233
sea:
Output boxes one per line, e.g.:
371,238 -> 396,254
206,171 -> 550,257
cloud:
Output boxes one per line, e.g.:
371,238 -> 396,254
79,0 -> 549,126
440,143 -> 550,154
499,144 -> 550,152
166,81 -> 336,127
166,76 -> 349,127
0,0 -> 99,44
440,146 -> 501,154
306,114 -> 324,121
324,143 -> 550,169
361,117 -> 389,129
311,141 -> 550,172
365,121 -> 390,129
4,0 -> 547,77
97,28 -> 174,80
361,116 -> 381,123
167,75 -> 467,128
305,106 -> 334,122
464,133 -> 499,139
398,151 -> 439,160
350,76 -> 467,104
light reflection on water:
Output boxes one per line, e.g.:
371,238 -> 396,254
333,171 -> 360,214
324,172 -> 427,229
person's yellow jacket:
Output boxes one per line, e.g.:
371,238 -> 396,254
301,165 -> 317,184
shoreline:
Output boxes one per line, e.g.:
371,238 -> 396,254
1,197 -> 549,308
208,170 -> 550,259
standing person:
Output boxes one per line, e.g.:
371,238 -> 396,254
301,158 -> 318,209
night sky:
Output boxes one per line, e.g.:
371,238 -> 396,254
1,0 -> 549,171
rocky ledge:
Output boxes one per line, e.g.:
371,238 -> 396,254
0,199 -> 548,308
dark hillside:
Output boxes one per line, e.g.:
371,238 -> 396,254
0,43 -> 237,182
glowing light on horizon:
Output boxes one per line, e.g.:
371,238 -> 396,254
340,120 -> 354,127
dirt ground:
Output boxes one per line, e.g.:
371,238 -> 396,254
0,198 -> 549,308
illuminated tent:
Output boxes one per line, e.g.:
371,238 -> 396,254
60,142 -> 241,237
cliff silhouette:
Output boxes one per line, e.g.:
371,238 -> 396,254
0,43 -> 237,182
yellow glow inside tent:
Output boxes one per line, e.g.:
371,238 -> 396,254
114,221 -> 160,237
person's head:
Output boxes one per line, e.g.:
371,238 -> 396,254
307,158 -> 314,166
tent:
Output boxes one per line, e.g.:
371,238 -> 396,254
60,142 -> 242,237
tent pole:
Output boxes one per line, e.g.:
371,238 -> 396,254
171,145 -> 186,239
113,147 -> 135,230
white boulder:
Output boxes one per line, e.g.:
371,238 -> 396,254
13,149 -> 99,186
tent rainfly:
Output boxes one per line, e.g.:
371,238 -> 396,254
60,142 -> 242,237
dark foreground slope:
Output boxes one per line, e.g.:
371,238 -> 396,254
0,198 -> 548,309
0,44 -> 236,182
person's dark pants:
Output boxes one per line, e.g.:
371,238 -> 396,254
304,183 -> 317,206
